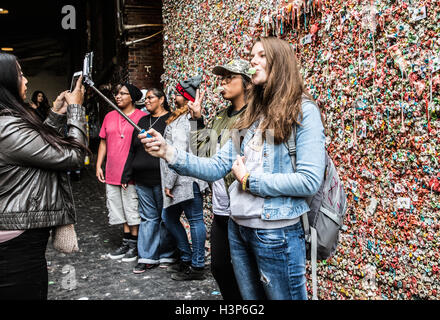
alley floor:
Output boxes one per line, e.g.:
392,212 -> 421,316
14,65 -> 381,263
45,166 -> 222,300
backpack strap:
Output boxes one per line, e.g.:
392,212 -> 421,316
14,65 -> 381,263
310,227 -> 318,300
284,125 -> 311,241
285,125 -> 297,170
285,116 -> 318,301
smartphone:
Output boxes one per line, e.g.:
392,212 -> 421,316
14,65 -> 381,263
83,52 -> 93,80
70,71 -> 82,92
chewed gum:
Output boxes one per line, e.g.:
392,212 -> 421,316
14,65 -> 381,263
214,86 -> 224,93
248,68 -> 257,75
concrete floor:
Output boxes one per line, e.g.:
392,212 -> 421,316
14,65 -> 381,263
45,167 -> 222,300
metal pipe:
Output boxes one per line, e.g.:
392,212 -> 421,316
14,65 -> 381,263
125,30 -> 163,46
124,5 -> 160,10
116,0 -> 123,36
123,23 -> 163,30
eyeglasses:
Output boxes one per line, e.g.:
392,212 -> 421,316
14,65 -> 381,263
220,74 -> 240,84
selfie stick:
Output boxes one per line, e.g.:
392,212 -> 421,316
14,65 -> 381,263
83,73 -> 150,137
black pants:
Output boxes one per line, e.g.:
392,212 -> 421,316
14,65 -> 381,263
210,215 -> 242,300
0,228 -> 50,300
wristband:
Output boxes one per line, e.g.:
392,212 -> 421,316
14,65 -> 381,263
241,173 -> 250,191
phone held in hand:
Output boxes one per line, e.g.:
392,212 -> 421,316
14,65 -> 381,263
83,52 -> 93,80
70,71 -> 82,92
69,52 -> 93,92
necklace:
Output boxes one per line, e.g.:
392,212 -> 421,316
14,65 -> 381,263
119,110 -> 136,139
149,112 -> 167,130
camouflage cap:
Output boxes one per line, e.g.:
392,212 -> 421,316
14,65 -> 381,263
212,59 -> 252,80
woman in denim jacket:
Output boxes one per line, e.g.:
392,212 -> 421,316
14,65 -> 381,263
140,37 -> 326,300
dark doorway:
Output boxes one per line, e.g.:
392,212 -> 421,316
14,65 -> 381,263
0,1 -> 87,103
0,0 -> 164,154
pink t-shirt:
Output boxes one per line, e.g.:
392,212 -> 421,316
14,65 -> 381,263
0,230 -> 24,243
99,109 -> 146,185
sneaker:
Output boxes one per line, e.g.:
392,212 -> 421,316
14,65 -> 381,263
171,266 -> 205,281
122,239 -> 138,262
159,262 -> 171,269
133,262 -> 155,273
133,262 -> 159,274
133,263 -> 147,274
159,260 -> 177,269
166,260 -> 190,273
109,239 -> 130,260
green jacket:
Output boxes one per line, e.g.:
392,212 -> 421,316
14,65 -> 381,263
191,105 -> 246,190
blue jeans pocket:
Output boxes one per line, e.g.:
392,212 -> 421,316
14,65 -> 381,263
285,225 -> 306,261
254,228 -> 286,247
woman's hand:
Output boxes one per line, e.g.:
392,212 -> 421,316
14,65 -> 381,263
165,188 -> 174,198
232,155 -> 248,183
188,89 -> 205,119
52,91 -> 69,114
65,76 -> 85,106
121,183 -> 128,190
138,129 -> 175,162
96,167 -> 105,183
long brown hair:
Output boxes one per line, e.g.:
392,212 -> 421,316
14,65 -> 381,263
234,37 -> 315,144
166,99 -> 188,125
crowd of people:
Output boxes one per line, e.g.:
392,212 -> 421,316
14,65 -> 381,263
0,36 -> 326,301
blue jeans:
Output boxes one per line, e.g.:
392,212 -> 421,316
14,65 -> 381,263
135,184 -> 177,264
162,182 -> 206,268
228,219 -> 307,300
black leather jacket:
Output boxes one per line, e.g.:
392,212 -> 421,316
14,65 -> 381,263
0,104 -> 87,230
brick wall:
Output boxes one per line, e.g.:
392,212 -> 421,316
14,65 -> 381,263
124,0 -> 163,91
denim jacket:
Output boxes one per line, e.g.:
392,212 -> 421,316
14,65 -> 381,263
169,100 -> 326,222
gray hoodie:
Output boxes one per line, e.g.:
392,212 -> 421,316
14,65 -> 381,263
160,113 -> 208,209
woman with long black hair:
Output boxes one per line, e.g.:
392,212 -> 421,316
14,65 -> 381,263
30,90 -> 50,121
0,53 -> 88,300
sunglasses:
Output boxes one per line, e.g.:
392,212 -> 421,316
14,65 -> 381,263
220,74 -> 240,83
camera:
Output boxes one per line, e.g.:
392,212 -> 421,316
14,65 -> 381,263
69,52 -> 94,91
72,52 -> 144,134
82,52 -> 93,81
